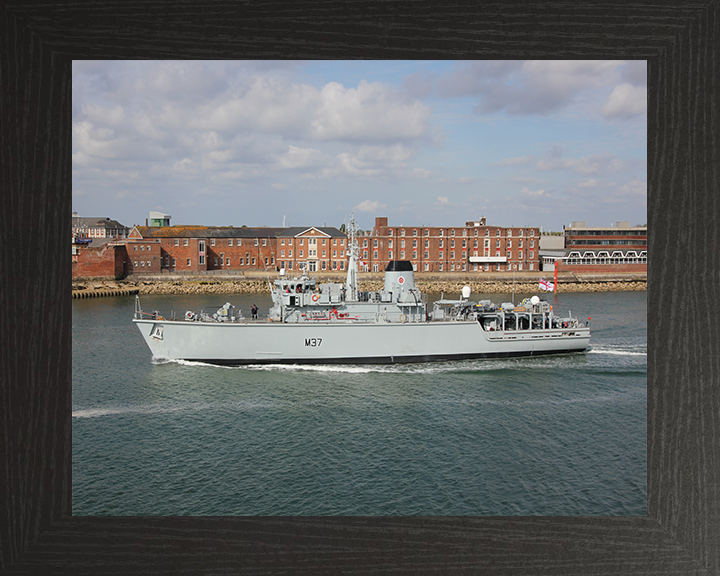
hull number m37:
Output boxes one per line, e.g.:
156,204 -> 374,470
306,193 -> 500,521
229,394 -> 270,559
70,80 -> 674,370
305,338 -> 323,347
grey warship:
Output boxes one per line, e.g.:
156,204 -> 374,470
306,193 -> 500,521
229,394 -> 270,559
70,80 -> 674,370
134,221 -> 590,365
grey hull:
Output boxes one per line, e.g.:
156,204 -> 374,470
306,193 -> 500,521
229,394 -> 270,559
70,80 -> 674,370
134,318 -> 590,366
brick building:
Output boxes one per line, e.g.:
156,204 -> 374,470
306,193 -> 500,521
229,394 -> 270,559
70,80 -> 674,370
72,241 -> 128,279
276,227 -> 348,273
367,217 -> 541,273
128,226 -> 284,273
541,221 -> 647,273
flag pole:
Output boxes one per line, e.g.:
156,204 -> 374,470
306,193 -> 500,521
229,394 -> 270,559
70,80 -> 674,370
554,260 -> 558,293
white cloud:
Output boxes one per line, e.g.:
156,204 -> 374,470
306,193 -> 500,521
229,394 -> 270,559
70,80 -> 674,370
493,156 -> 534,167
436,196 -> 451,206
536,151 -> 626,176
619,178 -> 647,196
601,83 -> 647,118
355,199 -> 386,213
520,186 -> 545,197
577,179 -> 600,188
438,60 -> 625,116
277,145 -> 326,170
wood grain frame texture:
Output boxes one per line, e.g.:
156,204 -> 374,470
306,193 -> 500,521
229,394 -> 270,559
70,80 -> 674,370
1,1 -> 717,574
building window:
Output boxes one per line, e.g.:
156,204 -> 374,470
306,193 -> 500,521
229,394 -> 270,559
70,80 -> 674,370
187,259 -> 191,266
263,239 -> 267,246
211,239 -> 215,246
439,263 -> 443,271
171,258 -> 176,267
174,239 -> 179,246
214,258 -> 218,266
133,246 -> 137,251
451,229 -> 455,236
425,251 -> 429,259
450,251 -> 455,259
140,245 -> 145,251
226,258 -> 230,266
439,239 -> 444,248
228,239 -> 233,246
252,258 -> 256,265
425,230 -> 429,236
450,239 -> 455,248
373,239 -> 378,248
401,230 -> 405,237
299,250 -> 304,257
199,255 -> 205,265
389,240 -> 393,248
400,251 -> 405,259
424,263 -> 430,271
289,250 -> 292,257
254,239 -> 259,246
413,251 -> 417,259
281,250 -> 285,257
373,251 -> 378,259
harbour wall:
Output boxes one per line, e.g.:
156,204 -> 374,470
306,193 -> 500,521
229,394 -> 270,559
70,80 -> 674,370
72,271 -> 646,298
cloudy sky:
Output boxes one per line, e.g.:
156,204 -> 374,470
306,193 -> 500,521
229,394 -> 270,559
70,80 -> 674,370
72,60 -> 647,232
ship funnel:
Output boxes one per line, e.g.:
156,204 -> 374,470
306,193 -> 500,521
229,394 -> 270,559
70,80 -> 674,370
384,261 -> 415,293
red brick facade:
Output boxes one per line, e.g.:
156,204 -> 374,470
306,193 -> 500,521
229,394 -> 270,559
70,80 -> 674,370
71,218 -> 648,279
72,243 -> 128,279
368,217 -> 541,273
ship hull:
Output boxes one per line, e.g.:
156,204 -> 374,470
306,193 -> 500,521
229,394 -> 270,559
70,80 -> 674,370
133,319 -> 591,365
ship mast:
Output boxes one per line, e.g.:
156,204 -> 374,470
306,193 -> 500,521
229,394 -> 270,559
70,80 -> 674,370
345,214 -> 359,302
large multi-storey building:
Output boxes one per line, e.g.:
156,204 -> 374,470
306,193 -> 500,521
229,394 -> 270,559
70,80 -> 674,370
126,222 -> 347,275
72,213 -> 129,239
367,217 -> 541,273
72,212 -> 647,280
542,221 -> 647,273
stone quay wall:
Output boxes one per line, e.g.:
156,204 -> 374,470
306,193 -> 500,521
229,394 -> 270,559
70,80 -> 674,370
72,271 -> 646,298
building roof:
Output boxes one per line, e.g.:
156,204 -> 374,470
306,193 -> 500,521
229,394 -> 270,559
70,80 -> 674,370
132,225 -> 289,239
276,226 -> 346,238
72,216 -> 127,229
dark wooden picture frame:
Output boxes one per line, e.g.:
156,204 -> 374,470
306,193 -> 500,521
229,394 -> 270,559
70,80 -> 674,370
2,2 -> 717,573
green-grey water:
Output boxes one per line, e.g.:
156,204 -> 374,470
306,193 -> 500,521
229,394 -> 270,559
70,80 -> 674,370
73,290 -> 646,516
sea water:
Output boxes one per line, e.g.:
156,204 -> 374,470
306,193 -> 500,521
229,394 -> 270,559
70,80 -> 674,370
72,290 -> 646,516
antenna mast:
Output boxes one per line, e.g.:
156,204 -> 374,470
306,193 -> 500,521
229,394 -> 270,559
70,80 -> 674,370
345,214 -> 359,301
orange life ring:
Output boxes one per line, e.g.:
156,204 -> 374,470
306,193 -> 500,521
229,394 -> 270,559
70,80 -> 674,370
312,294 -> 319,302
